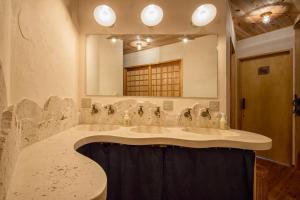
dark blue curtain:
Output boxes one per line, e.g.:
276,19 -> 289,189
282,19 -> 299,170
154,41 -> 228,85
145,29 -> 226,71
77,143 -> 255,200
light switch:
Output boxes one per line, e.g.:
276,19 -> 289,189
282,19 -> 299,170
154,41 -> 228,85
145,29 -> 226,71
163,100 -> 174,111
81,98 -> 92,108
209,101 -> 219,112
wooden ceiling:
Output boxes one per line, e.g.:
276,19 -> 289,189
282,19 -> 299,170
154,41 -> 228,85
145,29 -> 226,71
229,0 -> 300,40
106,34 -> 204,55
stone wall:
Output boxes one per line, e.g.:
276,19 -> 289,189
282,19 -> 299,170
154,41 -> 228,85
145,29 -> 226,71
0,96 -> 78,200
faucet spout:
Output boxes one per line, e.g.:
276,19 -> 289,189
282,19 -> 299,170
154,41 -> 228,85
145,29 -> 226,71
105,105 -> 115,115
138,106 -> 144,117
200,108 -> 211,120
184,108 -> 193,121
154,107 -> 161,118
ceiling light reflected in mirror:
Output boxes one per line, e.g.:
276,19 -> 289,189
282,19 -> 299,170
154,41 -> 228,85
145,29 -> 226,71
261,12 -> 272,24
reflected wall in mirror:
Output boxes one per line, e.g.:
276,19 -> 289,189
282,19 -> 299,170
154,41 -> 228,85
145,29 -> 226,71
86,34 -> 218,98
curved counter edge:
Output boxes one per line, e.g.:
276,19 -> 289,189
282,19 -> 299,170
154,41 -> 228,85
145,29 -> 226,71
6,125 -> 272,200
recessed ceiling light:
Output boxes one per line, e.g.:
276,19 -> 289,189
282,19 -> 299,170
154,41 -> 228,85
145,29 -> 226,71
182,37 -> 189,43
146,37 -> 152,43
111,37 -> 117,43
261,12 -> 272,24
137,43 -> 142,50
141,4 -> 164,27
192,4 -> 217,26
94,5 -> 116,27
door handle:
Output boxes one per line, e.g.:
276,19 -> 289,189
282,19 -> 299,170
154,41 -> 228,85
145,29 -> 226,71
241,98 -> 246,110
293,95 -> 300,116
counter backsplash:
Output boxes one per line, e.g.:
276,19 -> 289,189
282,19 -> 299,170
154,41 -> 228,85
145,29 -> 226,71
79,99 -> 222,128
0,96 -> 78,199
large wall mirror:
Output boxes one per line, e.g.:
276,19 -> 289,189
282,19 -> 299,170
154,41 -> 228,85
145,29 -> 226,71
85,34 -> 218,98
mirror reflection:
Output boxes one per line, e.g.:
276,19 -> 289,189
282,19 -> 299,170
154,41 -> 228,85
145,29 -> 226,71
86,34 -> 218,98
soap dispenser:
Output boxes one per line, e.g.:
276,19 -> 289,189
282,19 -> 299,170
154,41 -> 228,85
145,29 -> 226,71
219,113 -> 228,130
123,111 -> 131,127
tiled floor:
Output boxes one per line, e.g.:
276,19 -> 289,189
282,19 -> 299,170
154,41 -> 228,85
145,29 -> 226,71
257,158 -> 300,200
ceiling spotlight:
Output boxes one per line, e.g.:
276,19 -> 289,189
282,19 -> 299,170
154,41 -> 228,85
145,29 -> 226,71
146,37 -> 152,43
182,37 -> 189,43
137,43 -> 142,50
94,5 -> 116,27
141,4 -> 164,27
111,37 -> 117,43
261,12 -> 272,24
192,4 -> 217,26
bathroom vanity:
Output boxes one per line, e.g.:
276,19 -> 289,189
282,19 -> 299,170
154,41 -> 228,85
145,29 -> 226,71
6,125 -> 271,200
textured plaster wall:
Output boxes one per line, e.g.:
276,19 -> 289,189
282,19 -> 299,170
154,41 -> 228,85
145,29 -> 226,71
0,0 -> 10,112
10,0 -> 79,106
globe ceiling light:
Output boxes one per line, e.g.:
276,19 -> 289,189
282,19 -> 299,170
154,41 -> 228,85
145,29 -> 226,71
94,5 -> 116,27
192,4 -> 217,26
141,4 -> 164,27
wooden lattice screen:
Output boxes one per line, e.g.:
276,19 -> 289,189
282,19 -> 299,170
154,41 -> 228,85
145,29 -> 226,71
124,60 -> 182,97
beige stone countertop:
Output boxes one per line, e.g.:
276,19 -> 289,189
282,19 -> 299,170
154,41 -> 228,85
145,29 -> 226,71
6,124 -> 272,200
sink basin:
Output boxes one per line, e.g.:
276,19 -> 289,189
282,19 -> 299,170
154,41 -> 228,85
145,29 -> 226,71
182,127 -> 240,137
130,126 -> 170,134
76,124 -> 120,131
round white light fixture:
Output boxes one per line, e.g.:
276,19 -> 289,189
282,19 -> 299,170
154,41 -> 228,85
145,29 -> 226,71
130,40 -> 148,51
192,4 -> 217,26
141,4 -> 164,27
94,5 -> 116,27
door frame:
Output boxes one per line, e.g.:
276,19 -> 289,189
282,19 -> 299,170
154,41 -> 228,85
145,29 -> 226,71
231,49 -> 294,165
294,18 -> 300,168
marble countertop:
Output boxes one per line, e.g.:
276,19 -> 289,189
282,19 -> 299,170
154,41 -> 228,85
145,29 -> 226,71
6,125 -> 272,200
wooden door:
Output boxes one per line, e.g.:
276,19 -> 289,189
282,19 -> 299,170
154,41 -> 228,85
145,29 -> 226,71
240,51 -> 293,165
124,60 -> 182,97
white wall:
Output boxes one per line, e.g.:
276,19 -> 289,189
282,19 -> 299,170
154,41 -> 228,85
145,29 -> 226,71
98,37 -> 123,96
237,26 -> 294,59
86,36 -> 123,96
86,36 -> 99,95
124,35 -> 218,98
9,0 -> 79,106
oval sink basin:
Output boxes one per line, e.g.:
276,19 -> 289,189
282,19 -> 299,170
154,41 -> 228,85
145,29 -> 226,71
182,127 -> 240,137
130,126 -> 170,134
76,124 -> 120,132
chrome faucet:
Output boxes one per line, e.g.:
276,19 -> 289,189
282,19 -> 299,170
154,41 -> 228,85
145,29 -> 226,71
91,104 -> 99,115
200,108 -> 211,120
154,107 -> 161,118
138,106 -> 144,117
105,105 -> 115,115
183,108 -> 193,121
